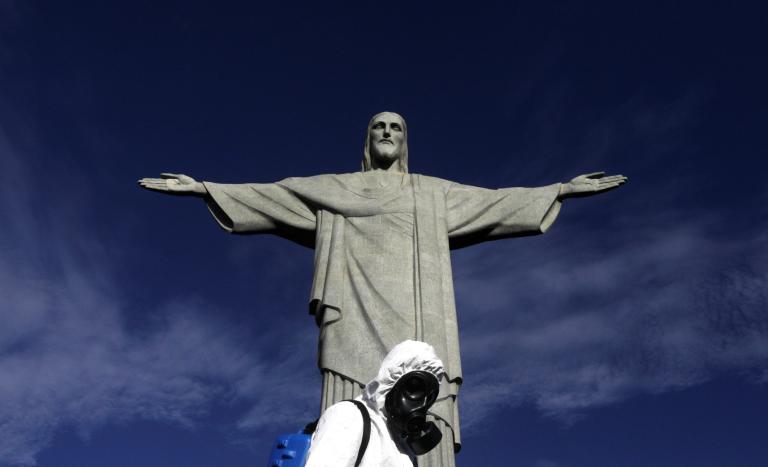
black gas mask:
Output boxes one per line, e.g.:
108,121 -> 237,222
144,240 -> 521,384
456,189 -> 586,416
384,370 -> 442,455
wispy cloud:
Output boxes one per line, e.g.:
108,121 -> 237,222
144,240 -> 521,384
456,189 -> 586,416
534,460 -> 563,467
0,129 -> 317,465
453,193 -> 768,429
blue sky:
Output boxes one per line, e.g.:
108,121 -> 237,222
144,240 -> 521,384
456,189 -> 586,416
0,1 -> 766,466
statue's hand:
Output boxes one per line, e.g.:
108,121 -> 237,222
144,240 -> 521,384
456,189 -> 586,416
138,173 -> 207,196
559,172 -> 627,199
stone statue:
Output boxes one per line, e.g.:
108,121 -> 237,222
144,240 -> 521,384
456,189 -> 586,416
139,112 -> 626,467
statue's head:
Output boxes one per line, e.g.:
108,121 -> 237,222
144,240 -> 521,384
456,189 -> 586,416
362,111 -> 408,172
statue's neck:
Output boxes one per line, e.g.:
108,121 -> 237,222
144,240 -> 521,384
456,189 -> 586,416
370,163 -> 400,173
369,154 -> 403,173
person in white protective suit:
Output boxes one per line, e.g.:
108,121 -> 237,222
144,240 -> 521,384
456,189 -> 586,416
305,340 -> 446,467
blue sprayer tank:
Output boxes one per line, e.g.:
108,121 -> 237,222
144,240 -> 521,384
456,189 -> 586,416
267,432 -> 312,467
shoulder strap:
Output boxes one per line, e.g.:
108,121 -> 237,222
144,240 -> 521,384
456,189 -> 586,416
346,400 -> 371,467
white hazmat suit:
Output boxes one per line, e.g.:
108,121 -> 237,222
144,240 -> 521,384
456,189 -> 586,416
305,340 -> 445,467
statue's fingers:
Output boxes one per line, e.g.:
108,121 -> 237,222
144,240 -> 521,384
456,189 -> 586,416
140,179 -> 166,185
598,182 -> 622,191
600,175 -> 625,183
141,181 -> 170,190
598,179 -> 624,187
139,184 -> 168,192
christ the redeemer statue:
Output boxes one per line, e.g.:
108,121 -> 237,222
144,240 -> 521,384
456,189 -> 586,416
139,112 -> 626,467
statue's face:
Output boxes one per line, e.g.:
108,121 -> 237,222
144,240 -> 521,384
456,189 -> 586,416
369,112 -> 405,166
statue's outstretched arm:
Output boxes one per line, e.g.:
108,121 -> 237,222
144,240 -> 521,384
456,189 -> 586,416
138,173 -> 208,197
558,172 -> 628,200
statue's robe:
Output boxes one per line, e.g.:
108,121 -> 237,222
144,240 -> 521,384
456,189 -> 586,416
203,171 -> 561,463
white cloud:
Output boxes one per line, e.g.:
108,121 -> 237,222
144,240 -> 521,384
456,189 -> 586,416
534,460 -> 563,467
0,129 -> 317,465
453,203 -> 768,430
